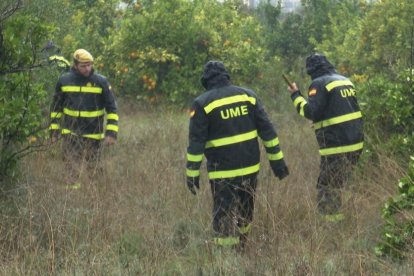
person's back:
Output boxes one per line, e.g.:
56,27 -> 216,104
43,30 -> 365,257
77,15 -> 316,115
192,85 -> 262,178
287,53 -> 363,220
186,61 -> 288,249
309,72 -> 363,152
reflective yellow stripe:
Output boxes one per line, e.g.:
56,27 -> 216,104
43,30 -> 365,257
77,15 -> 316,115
106,124 -> 119,132
63,108 -> 105,118
325,80 -> 354,92
82,133 -> 104,140
61,86 -> 102,94
49,123 -> 60,130
186,169 -> 200,177
50,112 -> 62,119
107,113 -> 119,120
61,129 -> 104,140
267,151 -> 284,161
206,130 -> 257,148
322,213 -> 345,222
208,163 -> 260,179
293,96 -> 306,108
187,153 -> 203,162
204,95 -> 256,114
213,236 -> 240,246
49,55 -> 70,66
299,101 -> 306,116
319,142 -> 363,156
263,137 -> 279,147
314,111 -> 362,130
61,128 -> 72,134
239,223 -> 251,235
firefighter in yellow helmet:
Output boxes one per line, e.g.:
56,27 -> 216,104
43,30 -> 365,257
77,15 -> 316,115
49,49 -> 119,187
186,61 -> 289,249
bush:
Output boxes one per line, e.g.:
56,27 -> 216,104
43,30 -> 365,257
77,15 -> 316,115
375,156 -> 414,260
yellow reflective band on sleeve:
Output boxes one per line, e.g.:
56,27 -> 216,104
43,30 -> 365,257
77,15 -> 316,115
61,86 -> 102,94
204,95 -> 256,114
208,163 -> 260,179
293,96 -> 306,108
314,111 -> 362,130
106,124 -> 119,132
63,108 -> 105,118
319,142 -> 363,156
299,101 -> 306,117
82,133 -> 105,140
263,137 -> 279,147
50,112 -> 62,119
186,169 -> 200,177
187,153 -> 203,162
49,123 -> 60,130
107,113 -> 119,120
206,130 -> 257,148
49,55 -> 70,66
213,236 -> 240,246
61,128 -> 72,134
239,223 -> 252,235
267,151 -> 284,161
325,80 -> 354,92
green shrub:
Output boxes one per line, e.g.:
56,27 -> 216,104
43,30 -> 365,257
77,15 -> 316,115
375,156 -> 414,260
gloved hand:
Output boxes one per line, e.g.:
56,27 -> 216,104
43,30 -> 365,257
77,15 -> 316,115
186,176 -> 200,195
272,165 -> 289,180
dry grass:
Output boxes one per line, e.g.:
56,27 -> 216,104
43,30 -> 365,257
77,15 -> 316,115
0,103 -> 413,275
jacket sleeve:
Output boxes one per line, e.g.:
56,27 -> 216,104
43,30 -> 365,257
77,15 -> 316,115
49,80 -> 64,137
102,78 -> 119,139
186,101 -> 208,179
255,98 -> 286,170
290,81 -> 327,122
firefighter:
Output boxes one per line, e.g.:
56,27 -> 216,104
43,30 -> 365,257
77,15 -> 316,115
287,53 -> 363,222
41,41 -> 70,72
49,49 -> 118,186
186,61 -> 289,249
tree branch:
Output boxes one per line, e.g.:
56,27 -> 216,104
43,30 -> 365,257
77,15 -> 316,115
0,0 -> 23,22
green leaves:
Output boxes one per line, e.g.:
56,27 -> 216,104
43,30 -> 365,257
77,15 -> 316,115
376,157 -> 414,260
106,0 -> 268,105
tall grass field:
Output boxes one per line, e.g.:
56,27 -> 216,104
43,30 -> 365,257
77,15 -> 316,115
0,99 -> 413,275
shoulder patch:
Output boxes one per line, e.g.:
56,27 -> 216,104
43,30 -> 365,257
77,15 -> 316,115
189,109 -> 195,118
308,88 -> 317,96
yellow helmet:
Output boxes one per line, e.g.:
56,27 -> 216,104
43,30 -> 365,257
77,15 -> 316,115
73,49 -> 94,63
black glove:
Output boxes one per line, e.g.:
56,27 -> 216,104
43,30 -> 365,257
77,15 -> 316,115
186,176 -> 200,195
272,165 -> 289,180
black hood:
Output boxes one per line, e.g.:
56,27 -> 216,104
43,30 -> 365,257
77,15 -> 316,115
201,61 -> 231,90
306,54 -> 336,79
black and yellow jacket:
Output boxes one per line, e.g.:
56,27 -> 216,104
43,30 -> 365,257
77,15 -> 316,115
186,72 -> 286,180
291,72 -> 363,156
49,68 -> 118,140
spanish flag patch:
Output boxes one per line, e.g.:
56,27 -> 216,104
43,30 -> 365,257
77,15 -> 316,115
189,109 -> 195,118
308,88 -> 317,96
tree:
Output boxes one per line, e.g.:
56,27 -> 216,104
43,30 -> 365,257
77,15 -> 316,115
107,0 -> 268,104
0,0 -> 56,183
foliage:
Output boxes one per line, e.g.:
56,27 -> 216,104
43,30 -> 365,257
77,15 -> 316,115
0,1 -> 55,182
107,0 -> 268,104
351,0 -> 414,75
58,0 -> 121,59
354,70 -> 414,156
375,156 -> 414,260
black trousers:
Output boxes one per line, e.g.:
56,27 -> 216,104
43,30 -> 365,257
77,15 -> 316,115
210,173 -> 257,238
316,150 -> 361,215
62,135 -> 102,180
